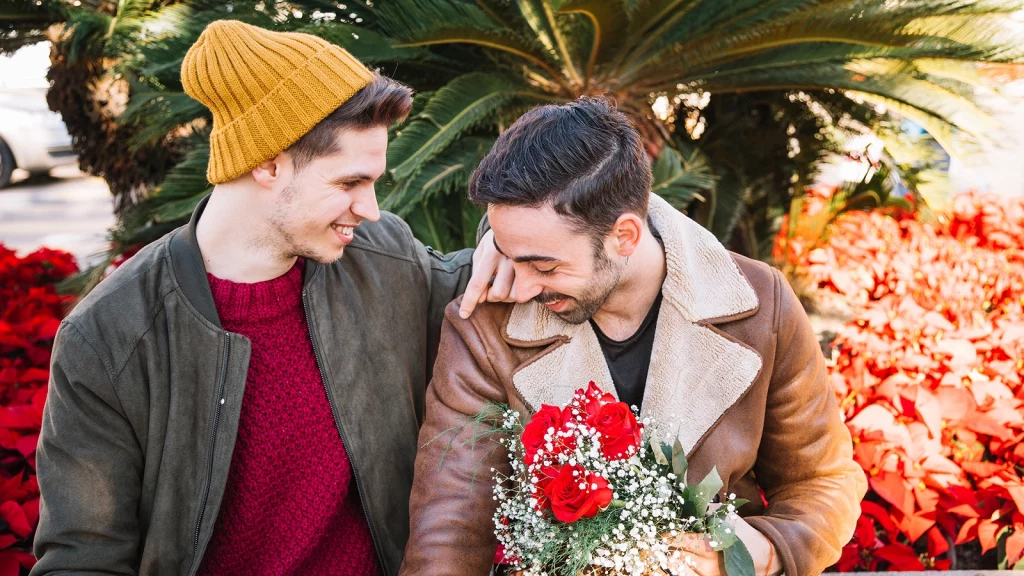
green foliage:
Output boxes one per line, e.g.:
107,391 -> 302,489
61,0 -> 1024,277
0,0 -> 68,54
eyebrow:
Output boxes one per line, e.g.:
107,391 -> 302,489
493,237 -> 558,263
330,173 -> 380,183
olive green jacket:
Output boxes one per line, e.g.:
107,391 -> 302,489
32,197 -> 472,575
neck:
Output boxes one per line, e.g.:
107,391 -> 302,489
196,184 -> 297,283
591,226 -> 666,340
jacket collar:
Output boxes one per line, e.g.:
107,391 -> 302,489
168,194 -> 324,330
503,193 -> 763,454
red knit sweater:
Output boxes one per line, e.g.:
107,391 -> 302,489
198,260 -> 379,575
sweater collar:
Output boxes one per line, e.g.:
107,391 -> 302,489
207,260 -> 304,325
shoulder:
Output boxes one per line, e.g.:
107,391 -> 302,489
345,211 -> 420,262
61,231 -> 178,375
443,297 -> 514,338
727,252 -> 807,339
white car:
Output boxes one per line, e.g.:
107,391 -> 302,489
0,88 -> 77,189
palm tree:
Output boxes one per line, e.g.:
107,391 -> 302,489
89,0 -> 1024,262
45,0 -> 188,217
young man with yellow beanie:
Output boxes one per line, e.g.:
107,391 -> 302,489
32,20 -> 512,576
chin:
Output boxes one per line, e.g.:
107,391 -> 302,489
306,246 -> 345,265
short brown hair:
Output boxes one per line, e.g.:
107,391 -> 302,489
468,97 -> 651,240
287,73 -> 413,169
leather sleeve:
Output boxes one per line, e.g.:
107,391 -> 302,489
401,300 -> 509,576
32,321 -> 143,575
743,269 -> 867,576
418,245 -> 474,407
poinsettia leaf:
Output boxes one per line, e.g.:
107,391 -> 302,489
1006,486 -> 1024,516
722,537 -> 756,576
957,517 -> 979,545
875,543 -> 925,570
979,519 -> 1003,554
927,526 -> 949,557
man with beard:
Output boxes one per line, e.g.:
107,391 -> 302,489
401,98 -> 866,576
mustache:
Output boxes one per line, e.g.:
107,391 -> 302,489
534,291 -> 571,304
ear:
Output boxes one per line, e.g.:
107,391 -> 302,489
610,212 -> 645,258
251,152 -> 290,190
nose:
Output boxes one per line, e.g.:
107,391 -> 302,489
352,186 -> 380,222
513,271 -> 544,304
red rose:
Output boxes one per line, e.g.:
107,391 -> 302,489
522,405 -> 574,464
544,464 -> 613,523
587,401 -> 643,461
582,382 -> 616,419
531,465 -> 559,511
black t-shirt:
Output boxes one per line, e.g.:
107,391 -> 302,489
590,292 -> 663,412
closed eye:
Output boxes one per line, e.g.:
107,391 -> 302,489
535,266 -> 558,276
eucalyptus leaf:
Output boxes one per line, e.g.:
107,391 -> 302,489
692,467 -> 723,518
671,438 -> 688,481
651,439 -> 670,466
722,537 -> 756,576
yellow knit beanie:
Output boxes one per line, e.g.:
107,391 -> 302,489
181,20 -> 373,183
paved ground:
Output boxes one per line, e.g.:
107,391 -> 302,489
0,165 -> 115,268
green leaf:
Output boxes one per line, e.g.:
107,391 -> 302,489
651,145 -> 716,206
707,515 -> 740,550
301,23 -> 448,66
723,537 -> 756,576
388,73 -> 542,182
557,0 -> 628,68
651,439 -> 671,466
516,0 -> 581,84
380,136 -> 493,214
692,466 -> 723,518
671,438 -> 688,481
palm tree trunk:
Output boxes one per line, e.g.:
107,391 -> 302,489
45,27 -> 179,217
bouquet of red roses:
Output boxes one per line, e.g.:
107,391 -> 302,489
490,383 -> 754,576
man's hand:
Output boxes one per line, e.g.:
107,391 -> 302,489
459,229 -> 516,319
666,516 -> 780,576
667,533 -> 726,576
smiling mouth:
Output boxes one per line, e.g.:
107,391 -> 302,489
331,223 -> 356,239
544,298 -> 569,312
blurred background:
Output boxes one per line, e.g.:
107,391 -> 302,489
2,1 -> 1024,574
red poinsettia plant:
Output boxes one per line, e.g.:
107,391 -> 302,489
778,191 -> 1024,571
0,244 -> 77,575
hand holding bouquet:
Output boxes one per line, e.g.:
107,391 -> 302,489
489,383 -> 755,576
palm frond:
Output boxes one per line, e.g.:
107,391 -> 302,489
385,73 -> 548,183
650,145 -> 716,207
380,136 -> 493,214
515,0 -> 582,85
300,22 -> 450,66
706,168 -> 750,241
147,142 -> 211,223
556,0 -> 628,86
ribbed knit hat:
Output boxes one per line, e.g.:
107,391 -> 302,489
181,20 -> 374,184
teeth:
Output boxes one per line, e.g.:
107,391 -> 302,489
333,225 -> 354,236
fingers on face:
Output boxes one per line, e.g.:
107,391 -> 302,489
488,259 -> 515,301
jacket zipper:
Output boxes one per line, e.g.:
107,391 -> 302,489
302,290 -> 388,573
191,333 -> 230,568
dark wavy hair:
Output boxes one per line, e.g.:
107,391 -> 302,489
468,97 -> 652,240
